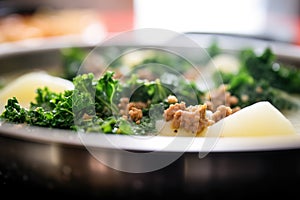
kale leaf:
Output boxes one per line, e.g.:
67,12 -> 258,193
1,89 -> 74,129
241,48 -> 300,93
1,97 -> 27,123
217,47 -> 300,110
94,71 -> 120,118
60,47 -> 88,80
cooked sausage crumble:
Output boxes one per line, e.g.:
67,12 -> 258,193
163,92 -> 237,134
118,97 -> 148,124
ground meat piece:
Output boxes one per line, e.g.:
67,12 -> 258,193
82,113 -> 92,120
167,95 -> 178,104
163,98 -> 242,135
173,104 -> 213,134
128,107 -> 143,124
127,102 -> 147,111
128,102 -> 147,124
241,94 -> 249,103
163,102 -> 186,121
172,110 -> 182,129
174,110 -> 200,132
255,86 -> 263,94
205,84 -> 238,112
205,101 -> 214,111
232,106 -> 241,113
211,105 -> 233,123
165,103 -> 214,134
118,98 -> 148,124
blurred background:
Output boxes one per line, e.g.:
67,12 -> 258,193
1,0 -> 300,46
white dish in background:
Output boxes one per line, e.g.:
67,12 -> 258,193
0,35 -> 104,56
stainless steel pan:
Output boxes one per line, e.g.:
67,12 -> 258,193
0,33 -> 300,199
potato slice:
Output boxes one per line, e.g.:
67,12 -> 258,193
207,101 -> 296,137
0,72 -> 74,113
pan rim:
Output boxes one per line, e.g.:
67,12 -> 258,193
1,122 -> 300,153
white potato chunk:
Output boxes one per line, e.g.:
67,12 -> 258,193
0,71 -> 74,113
208,53 -> 240,74
207,101 -> 296,137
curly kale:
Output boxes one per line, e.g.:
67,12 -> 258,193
1,97 -> 27,123
94,71 -> 120,118
240,47 -> 300,93
217,47 -> 300,110
1,90 -> 74,129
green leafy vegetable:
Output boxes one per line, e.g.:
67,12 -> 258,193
94,71 -> 119,118
207,39 -> 221,58
217,47 -> 300,110
1,97 -> 27,123
1,90 -> 74,129
60,47 -> 88,80
241,48 -> 300,93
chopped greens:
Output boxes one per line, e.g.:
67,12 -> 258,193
241,48 -> 300,93
216,47 -> 300,110
1,90 -> 74,129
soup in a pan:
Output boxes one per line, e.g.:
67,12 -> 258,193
0,45 -> 299,137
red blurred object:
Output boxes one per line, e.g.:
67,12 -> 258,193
101,10 -> 134,33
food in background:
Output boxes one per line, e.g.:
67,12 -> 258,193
0,9 -> 106,43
